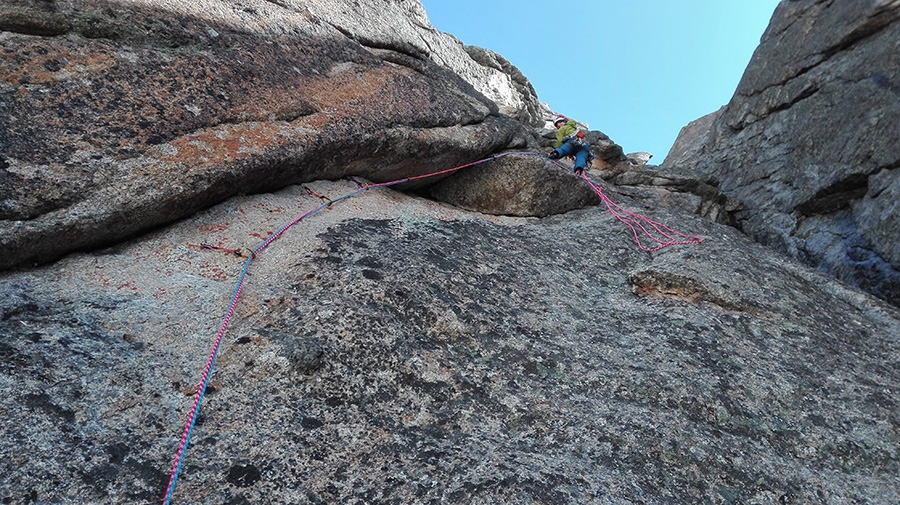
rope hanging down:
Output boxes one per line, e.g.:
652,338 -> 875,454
160,152 -> 701,504
574,169 -> 703,251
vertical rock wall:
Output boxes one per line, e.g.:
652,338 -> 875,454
667,0 -> 900,305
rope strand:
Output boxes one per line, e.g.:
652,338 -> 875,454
161,151 -> 701,504
576,171 -> 703,252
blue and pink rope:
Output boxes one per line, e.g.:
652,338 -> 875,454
161,152 -> 702,503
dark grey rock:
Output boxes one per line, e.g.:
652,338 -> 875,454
594,166 -> 741,226
285,336 -> 326,376
659,106 -> 724,169
664,0 -> 900,305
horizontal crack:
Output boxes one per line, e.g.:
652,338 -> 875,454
764,84 -> 820,116
734,3 -> 900,124
0,13 -> 71,37
796,173 -> 869,216
823,2 -> 900,59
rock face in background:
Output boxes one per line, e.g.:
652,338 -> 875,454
662,0 -> 900,306
596,166 -> 743,227
0,0 -> 545,271
460,45 -> 543,126
299,0 -> 544,125
660,106 -> 723,168
2,180 -> 899,504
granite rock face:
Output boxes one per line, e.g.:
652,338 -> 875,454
2,1 -> 899,503
659,106 -> 723,169
1,179 -> 899,504
596,166 -> 743,227
299,0 -> 543,125
0,0 -> 541,271
663,0 -> 900,305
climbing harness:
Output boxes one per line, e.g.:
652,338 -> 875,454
161,152 -> 701,504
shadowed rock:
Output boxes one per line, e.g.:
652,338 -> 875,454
662,0 -> 900,306
427,153 -> 600,217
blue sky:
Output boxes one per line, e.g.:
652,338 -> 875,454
419,1 -> 781,161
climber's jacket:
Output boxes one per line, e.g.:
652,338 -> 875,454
554,119 -> 580,149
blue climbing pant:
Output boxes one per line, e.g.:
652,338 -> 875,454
553,140 -> 592,171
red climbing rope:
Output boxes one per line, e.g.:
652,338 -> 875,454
161,152 -> 701,504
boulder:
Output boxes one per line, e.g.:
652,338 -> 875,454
0,0 -> 540,271
625,152 -> 653,168
462,45 -> 543,126
426,153 -> 600,217
663,0 -> 900,305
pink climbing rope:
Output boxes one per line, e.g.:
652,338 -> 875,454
161,152 -> 701,504
577,171 -> 703,252
160,254 -> 252,505
161,157 -> 497,504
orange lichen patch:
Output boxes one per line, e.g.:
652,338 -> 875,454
157,121 -> 309,166
632,282 -> 704,304
629,269 -> 748,313
590,159 -> 614,170
116,282 -> 140,293
299,111 -> 328,129
0,43 -> 116,85
198,260 -> 231,281
629,269 -> 708,304
230,91 -> 315,123
197,223 -> 230,233
303,64 -> 409,110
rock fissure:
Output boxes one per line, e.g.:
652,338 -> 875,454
733,83 -> 821,131
763,3 -> 808,40
737,67 -> 822,103
796,173 -> 870,216
357,38 -> 429,62
0,20 -> 68,38
879,159 -> 900,173
822,2 -> 900,59
261,0 -> 291,10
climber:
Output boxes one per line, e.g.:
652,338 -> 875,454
548,115 -> 592,176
